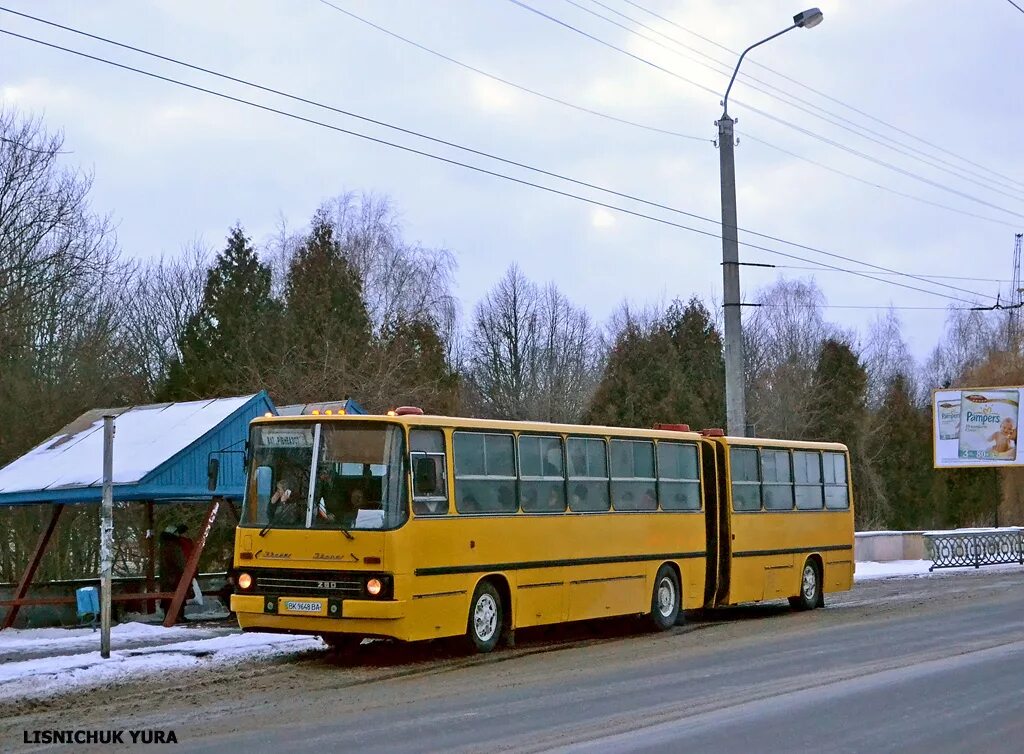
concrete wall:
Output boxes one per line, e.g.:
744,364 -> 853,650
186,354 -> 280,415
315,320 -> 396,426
855,531 -> 926,562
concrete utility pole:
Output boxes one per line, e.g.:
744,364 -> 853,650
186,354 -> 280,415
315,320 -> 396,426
100,415 -> 115,659
718,8 -> 824,437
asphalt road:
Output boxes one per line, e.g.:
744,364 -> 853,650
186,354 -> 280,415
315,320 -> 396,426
4,567 -> 1024,753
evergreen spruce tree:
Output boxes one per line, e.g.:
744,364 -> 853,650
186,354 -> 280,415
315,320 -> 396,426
872,374 -> 933,529
587,297 -> 725,429
806,339 -> 867,445
164,224 -> 277,398
281,208 -> 371,401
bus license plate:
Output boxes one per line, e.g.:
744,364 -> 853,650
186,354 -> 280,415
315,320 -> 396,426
280,598 -> 326,616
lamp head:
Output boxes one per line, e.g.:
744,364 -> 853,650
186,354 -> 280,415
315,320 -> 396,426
793,8 -> 823,28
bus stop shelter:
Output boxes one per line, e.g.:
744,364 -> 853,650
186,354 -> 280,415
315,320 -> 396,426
0,392 -> 276,629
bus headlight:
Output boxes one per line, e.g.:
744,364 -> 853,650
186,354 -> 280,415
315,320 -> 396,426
366,577 -> 383,597
237,572 -> 253,590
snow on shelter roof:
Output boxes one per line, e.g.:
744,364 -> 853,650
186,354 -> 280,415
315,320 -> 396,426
0,394 -> 273,505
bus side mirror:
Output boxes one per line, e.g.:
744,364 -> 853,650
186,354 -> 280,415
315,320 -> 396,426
413,457 -> 438,495
207,457 -> 221,491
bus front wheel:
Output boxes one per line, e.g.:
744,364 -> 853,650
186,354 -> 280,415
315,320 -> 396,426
467,581 -> 503,653
789,559 -> 822,611
649,565 -> 681,631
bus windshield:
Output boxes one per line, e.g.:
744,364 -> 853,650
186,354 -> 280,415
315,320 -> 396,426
243,422 -> 408,531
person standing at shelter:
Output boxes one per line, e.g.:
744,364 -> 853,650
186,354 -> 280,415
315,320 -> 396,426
159,525 -> 186,623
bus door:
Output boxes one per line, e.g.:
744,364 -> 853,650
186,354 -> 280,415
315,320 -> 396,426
699,439 -> 719,608
703,438 -> 732,608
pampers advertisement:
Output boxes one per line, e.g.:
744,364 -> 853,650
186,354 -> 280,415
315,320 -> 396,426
933,386 -> 1021,468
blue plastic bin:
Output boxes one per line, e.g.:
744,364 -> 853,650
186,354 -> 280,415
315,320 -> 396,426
76,586 -> 99,625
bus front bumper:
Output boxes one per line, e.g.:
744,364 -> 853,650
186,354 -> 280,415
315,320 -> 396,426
232,594 -> 407,635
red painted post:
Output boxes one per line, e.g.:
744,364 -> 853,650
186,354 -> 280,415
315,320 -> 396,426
162,497 -> 220,627
2,504 -> 64,630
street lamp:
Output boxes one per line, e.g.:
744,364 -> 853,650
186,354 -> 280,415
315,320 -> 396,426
717,8 -> 823,437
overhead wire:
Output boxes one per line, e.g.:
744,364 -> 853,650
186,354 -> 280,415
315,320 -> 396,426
502,0 -> 1024,222
575,0 -> 1024,199
0,8 -> 995,303
740,132 -> 1021,229
764,265 -> 1013,285
0,22 -> 993,307
315,0 -> 709,142
312,1 -> 1021,231
619,0 -> 1024,193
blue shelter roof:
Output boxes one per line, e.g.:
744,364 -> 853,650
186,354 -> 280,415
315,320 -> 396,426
0,392 -> 276,506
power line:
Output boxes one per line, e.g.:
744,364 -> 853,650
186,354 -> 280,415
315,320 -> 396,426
1006,0 -> 1024,14
0,10 -> 998,304
764,264 -> 1013,284
757,304 -> 980,311
502,0 -> 1024,222
315,1 -> 1019,232
0,25 -> 987,307
315,0 -> 709,142
618,0 -> 1024,193
575,0 -> 1024,200
741,132 -> 1021,230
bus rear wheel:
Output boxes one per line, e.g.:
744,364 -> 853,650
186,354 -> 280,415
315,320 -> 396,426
466,581 -> 503,653
649,565 -> 681,631
789,559 -> 821,611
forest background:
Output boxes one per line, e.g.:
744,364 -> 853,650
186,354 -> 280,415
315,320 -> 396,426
2,110 -> 1020,583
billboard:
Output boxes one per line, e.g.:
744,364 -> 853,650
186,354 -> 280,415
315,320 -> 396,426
933,386 -> 1021,468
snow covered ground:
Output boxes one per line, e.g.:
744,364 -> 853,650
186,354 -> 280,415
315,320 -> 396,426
854,559 -> 1023,581
2,560 -> 1021,704
0,621 -> 322,703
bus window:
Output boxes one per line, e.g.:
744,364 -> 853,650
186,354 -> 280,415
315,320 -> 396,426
657,442 -> 701,511
519,435 -> 566,513
794,451 -> 824,509
823,452 -> 850,509
730,447 -> 761,511
410,429 -> 448,516
454,432 -> 517,514
611,440 -> 657,511
761,449 -> 794,510
567,437 -> 610,512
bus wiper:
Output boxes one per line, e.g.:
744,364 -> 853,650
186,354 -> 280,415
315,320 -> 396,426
259,522 -> 272,537
339,527 -> 354,540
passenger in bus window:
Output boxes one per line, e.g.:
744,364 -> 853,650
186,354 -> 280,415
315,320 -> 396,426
521,487 -> 538,511
270,480 -> 303,525
543,447 -> 562,475
546,487 -> 563,511
570,484 -> 588,509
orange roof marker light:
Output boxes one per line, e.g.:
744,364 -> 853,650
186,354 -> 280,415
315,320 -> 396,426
386,410 -> 398,417
311,410 -> 320,416
395,406 -> 424,416
654,423 -> 690,432
700,428 -> 725,437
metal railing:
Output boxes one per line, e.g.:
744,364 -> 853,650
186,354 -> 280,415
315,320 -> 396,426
924,528 -> 1024,571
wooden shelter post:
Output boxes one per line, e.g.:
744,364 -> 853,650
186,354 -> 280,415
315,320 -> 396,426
2,504 -> 64,630
162,497 -> 221,628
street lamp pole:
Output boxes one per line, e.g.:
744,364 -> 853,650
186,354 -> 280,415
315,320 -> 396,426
717,8 -> 823,437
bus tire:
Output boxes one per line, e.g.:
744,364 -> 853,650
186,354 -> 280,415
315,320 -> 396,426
789,559 -> 821,611
467,581 -> 502,653
649,565 -> 681,631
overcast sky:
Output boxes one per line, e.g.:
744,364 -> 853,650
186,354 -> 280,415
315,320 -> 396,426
3,0 -> 1022,362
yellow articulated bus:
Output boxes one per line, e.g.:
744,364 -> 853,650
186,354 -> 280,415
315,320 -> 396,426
230,410 -> 854,652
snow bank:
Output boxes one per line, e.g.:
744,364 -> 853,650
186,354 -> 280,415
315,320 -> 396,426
0,624 -> 322,703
